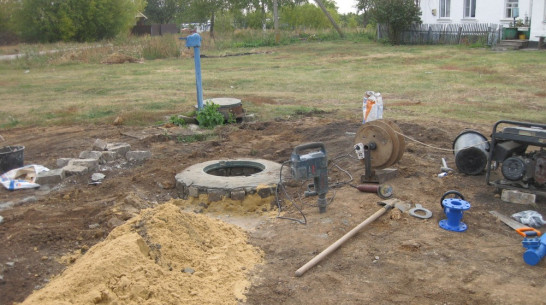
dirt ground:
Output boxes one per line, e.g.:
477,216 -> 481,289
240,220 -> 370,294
0,116 -> 544,305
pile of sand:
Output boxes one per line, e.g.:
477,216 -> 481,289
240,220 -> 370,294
22,201 -> 263,305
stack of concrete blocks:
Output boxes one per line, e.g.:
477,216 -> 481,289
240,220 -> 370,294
35,139 -> 152,187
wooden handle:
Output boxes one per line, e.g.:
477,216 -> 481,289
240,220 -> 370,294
295,204 -> 392,277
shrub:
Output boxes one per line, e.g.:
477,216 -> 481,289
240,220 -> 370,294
196,101 -> 225,128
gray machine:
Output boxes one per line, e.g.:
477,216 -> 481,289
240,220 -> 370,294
290,142 -> 329,213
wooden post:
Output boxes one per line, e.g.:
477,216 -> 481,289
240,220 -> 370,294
273,0 -> 279,44
314,0 -> 344,38
457,26 -> 463,44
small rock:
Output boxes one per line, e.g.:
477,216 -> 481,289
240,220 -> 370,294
93,139 -> 108,151
56,158 -> 73,168
69,158 -> 99,171
107,217 -> 125,228
91,173 -> 105,182
183,267 -> 195,274
106,143 -> 131,156
126,150 -> 152,162
79,151 -> 102,160
63,165 -> 89,176
100,151 -> 116,163
88,223 -> 100,229
6,262 -> 15,267
375,256 -> 380,260
0,135 -> 4,142
41,256 -> 48,261
35,169 -> 65,185
0,215 -> 3,224
113,116 -> 124,125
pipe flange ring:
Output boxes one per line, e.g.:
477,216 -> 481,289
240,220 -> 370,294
409,204 -> 432,219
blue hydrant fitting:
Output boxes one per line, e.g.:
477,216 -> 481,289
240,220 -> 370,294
179,33 -> 203,110
521,232 -> 546,266
439,198 -> 471,232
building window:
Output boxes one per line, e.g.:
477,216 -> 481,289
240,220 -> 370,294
464,0 -> 476,18
440,0 -> 451,17
505,0 -> 518,18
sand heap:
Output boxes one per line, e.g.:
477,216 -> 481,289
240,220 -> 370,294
22,201 -> 264,305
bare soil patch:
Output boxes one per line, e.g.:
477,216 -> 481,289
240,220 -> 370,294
0,117 -> 544,305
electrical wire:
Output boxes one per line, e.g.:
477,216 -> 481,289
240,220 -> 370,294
274,154 -> 355,225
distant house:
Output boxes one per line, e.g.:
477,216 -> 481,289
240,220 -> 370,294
132,12 -> 179,36
419,0 -> 545,43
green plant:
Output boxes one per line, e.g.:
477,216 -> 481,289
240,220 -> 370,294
196,101 -> 225,128
227,113 -> 237,124
169,115 -> 186,127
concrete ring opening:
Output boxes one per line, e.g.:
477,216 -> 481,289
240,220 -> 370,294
175,159 -> 283,206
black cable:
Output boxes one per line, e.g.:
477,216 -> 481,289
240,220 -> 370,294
275,161 -> 307,225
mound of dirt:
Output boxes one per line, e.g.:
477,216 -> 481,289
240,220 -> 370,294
21,201 -> 263,305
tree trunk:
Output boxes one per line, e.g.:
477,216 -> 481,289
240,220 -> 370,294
273,0 -> 279,43
210,11 -> 215,39
314,0 -> 344,38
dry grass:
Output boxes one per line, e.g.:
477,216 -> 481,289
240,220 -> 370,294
0,38 -> 545,129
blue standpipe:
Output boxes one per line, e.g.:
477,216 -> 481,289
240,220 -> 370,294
180,33 -> 203,110
522,233 -> 546,266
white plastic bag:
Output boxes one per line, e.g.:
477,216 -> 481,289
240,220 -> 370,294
362,91 -> 383,124
512,210 -> 545,228
0,165 -> 49,190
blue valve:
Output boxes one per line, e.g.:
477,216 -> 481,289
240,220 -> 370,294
520,231 -> 546,266
439,198 -> 471,232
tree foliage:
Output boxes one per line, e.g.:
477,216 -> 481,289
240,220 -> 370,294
15,0 -> 145,43
144,0 -> 188,24
281,2 -> 340,30
357,0 -> 421,43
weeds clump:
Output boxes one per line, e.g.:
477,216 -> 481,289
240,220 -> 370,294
142,35 -> 180,60
196,101 -> 225,129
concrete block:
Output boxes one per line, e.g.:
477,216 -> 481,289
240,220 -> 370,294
56,158 -> 73,168
68,158 -> 99,171
106,143 -> 131,157
230,189 -> 246,201
207,189 -> 226,202
63,165 -> 89,176
188,186 -> 199,198
100,151 -> 117,163
126,150 -> 152,162
93,139 -> 108,151
79,151 -> 102,161
257,187 -> 272,198
35,168 -> 65,185
501,189 -> 536,205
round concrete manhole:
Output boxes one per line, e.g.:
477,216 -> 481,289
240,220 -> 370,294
175,159 -> 283,204
204,160 -> 265,177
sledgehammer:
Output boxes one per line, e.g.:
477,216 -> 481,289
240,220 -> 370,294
295,199 -> 402,277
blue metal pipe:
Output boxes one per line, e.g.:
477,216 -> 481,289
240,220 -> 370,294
180,33 -> 204,110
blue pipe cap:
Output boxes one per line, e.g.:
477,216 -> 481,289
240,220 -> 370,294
184,33 -> 201,48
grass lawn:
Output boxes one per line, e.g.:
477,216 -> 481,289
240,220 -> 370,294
0,39 -> 545,129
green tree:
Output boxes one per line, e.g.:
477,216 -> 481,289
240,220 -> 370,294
357,0 -> 421,43
0,0 -> 21,44
145,0 -> 188,24
15,0 -> 145,42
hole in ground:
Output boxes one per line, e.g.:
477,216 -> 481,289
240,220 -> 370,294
204,161 -> 265,177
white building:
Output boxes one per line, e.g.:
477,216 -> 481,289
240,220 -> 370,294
420,0 -> 545,42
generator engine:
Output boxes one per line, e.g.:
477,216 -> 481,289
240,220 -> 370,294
486,120 -> 546,194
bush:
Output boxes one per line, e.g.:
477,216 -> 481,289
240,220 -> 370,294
196,101 -> 225,128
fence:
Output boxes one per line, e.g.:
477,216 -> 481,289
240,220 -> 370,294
378,23 -> 501,46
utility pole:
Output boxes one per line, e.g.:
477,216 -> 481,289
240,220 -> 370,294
314,0 -> 344,38
273,0 -> 279,43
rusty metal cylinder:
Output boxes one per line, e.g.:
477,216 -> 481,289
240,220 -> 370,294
355,184 -> 393,198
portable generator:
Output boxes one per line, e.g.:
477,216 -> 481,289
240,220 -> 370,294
486,120 -> 546,196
